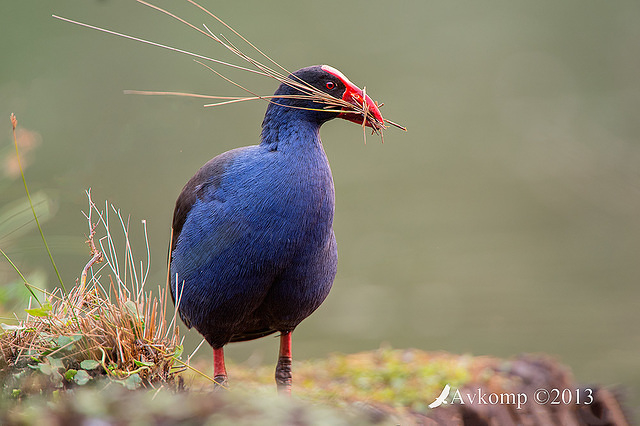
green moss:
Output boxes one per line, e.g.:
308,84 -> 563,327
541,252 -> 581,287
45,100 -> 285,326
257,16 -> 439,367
292,347 -> 472,413
2,346 -> 478,423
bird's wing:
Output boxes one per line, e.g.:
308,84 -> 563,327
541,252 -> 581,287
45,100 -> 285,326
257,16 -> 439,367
170,148 -> 242,259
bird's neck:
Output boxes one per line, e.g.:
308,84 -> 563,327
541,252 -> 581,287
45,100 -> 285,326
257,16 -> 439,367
260,104 -> 323,152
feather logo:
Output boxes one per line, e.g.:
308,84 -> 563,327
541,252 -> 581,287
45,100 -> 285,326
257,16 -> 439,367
428,384 -> 451,408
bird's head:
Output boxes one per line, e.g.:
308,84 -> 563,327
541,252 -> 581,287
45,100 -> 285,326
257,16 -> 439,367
269,65 -> 387,133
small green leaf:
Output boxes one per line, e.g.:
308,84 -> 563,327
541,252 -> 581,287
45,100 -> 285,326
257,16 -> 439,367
173,345 -> 184,358
56,335 -> 81,349
74,369 -> 91,385
65,369 -> 78,381
11,389 -> 21,398
38,362 -> 53,375
56,335 -> 72,347
25,303 -> 52,318
47,356 -> 65,371
134,360 -> 154,368
80,359 -> 101,370
123,373 -> 142,390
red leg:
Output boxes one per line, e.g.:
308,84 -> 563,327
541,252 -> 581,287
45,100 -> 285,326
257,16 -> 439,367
213,347 -> 228,389
275,331 -> 292,395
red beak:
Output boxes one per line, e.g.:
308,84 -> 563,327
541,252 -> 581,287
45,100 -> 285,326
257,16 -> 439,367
321,65 -> 384,129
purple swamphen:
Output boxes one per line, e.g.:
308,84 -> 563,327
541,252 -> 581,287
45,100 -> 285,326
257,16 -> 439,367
169,65 -> 386,394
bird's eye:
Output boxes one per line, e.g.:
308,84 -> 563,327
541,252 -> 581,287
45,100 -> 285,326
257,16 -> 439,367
325,81 -> 336,90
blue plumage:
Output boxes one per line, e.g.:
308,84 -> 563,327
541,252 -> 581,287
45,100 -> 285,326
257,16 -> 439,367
169,65 -> 385,392
171,125 -> 337,348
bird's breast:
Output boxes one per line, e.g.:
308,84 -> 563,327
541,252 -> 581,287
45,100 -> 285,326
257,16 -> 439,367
246,148 -> 335,250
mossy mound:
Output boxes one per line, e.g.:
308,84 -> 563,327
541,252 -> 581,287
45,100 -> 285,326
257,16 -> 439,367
1,348 -> 631,425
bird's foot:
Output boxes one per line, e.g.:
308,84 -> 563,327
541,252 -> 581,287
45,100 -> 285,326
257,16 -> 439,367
213,374 -> 228,390
275,355 -> 292,395
212,347 -> 228,390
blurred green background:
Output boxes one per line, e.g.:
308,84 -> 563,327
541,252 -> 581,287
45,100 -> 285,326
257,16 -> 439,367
1,0 -> 639,405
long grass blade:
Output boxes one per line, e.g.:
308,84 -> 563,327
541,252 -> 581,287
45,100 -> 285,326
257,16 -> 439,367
51,15 -> 264,78
0,248 -> 42,306
10,114 -> 66,293
54,2 -> 406,136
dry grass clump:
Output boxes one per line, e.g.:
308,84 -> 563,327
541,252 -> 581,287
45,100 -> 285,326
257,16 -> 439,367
0,190 -> 183,394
